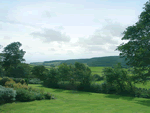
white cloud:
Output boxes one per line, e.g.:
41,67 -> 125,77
30,28 -> 71,43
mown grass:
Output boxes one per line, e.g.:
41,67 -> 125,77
0,84 -> 150,113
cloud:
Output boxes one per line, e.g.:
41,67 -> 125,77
74,21 -> 126,53
30,28 -> 71,43
54,26 -> 64,31
0,19 -> 40,29
3,36 -> 11,40
42,11 -> 53,18
66,50 -> 74,55
48,48 -> 56,51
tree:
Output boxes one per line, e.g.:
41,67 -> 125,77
1,42 -> 26,72
74,62 -> 92,86
6,63 -> 32,78
58,63 -> 70,82
116,0 -> 150,83
0,45 -> 4,77
31,65 -> 48,80
102,63 -> 133,94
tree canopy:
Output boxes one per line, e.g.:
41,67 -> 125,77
1,42 -> 26,71
116,0 -> 150,83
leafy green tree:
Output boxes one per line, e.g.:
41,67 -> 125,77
43,67 -> 60,87
58,63 -> 70,82
74,62 -> 92,86
0,45 -> 4,77
116,1 -> 150,83
31,65 -> 48,80
102,63 -> 133,94
1,42 -> 26,72
6,63 -> 32,78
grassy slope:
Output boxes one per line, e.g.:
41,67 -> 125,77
0,84 -> 150,113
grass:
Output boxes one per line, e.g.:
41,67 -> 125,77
89,66 -> 105,75
0,84 -> 150,113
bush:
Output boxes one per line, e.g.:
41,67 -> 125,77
29,78 -> 42,84
134,87 -> 150,98
1,77 -> 54,102
0,77 -> 13,86
44,92 -> 52,99
20,79 -> 26,85
15,88 -> 36,102
0,85 -> 17,104
25,78 -> 29,85
5,80 -> 16,88
35,92 -> 45,100
93,74 -> 104,81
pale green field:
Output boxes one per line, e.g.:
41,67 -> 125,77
89,66 -> 105,75
0,84 -> 150,113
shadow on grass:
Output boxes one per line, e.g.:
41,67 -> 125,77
105,94 -> 150,107
135,100 -> 150,107
104,94 -> 134,101
65,90 -> 92,95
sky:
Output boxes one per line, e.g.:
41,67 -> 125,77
0,0 -> 148,63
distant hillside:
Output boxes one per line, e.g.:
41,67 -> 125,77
30,56 -> 129,67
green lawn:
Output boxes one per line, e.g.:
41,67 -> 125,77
0,84 -> 150,113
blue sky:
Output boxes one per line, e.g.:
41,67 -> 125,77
0,0 -> 148,63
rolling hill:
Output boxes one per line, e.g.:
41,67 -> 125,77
30,56 -> 129,67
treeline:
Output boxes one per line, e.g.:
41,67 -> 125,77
30,56 -> 129,68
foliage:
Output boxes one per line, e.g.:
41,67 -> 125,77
44,92 -> 52,99
3,78 -> 53,102
93,74 -> 104,81
15,88 -> 36,102
102,63 -> 134,94
116,0 -> 150,83
31,65 -> 48,81
28,78 -> 42,84
20,79 -> 26,85
1,42 -> 26,72
43,67 -> 60,87
0,85 -> 17,104
6,63 -> 32,78
75,62 -> 92,86
58,63 -> 70,81
0,77 -> 13,86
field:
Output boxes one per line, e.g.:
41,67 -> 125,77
90,66 -> 150,89
0,84 -> 150,113
89,66 -> 104,75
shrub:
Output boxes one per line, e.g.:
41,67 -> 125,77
15,88 -> 36,102
5,80 -> 16,88
35,92 -> 45,100
25,78 -> 29,85
134,87 -> 150,98
29,78 -> 42,84
44,92 -> 52,99
0,77 -> 13,86
0,85 -> 17,104
20,79 -> 26,85
93,74 -> 104,81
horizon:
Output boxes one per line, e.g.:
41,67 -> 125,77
0,0 -> 147,63
29,55 -> 120,64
